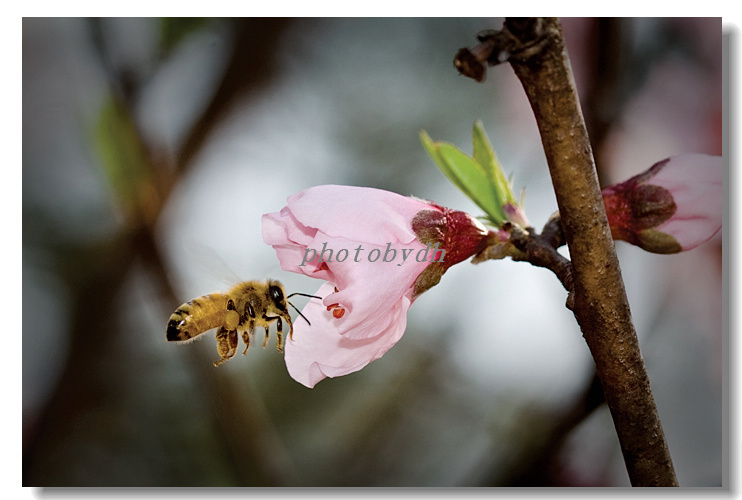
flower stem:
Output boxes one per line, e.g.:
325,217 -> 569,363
464,18 -> 678,486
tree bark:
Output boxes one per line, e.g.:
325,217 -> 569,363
474,18 -> 678,486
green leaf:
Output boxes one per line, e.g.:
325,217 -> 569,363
471,120 -> 516,206
437,143 -> 507,223
421,131 -> 472,198
420,130 -> 506,225
471,121 -> 494,176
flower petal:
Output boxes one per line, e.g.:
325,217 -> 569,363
262,185 -> 492,387
285,283 -> 410,388
651,154 -> 722,250
317,240 -> 428,340
282,185 -> 433,245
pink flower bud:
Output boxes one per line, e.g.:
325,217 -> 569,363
602,154 -> 722,254
262,185 -> 489,387
502,201 -> 530,228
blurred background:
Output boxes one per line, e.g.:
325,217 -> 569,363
22,17 -> 723,487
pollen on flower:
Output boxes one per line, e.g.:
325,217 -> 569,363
326,303 -> 346,319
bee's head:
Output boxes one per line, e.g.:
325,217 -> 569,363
268,281 -> 286,309
265,279 -> 321,327
268,281 -> 287,309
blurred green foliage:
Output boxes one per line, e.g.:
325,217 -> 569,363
158,17 -> 213,56
94,97 -> 153,216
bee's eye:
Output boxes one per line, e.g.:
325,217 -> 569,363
270,285 -> 284,303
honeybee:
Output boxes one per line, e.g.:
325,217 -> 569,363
166,279 -> 316,367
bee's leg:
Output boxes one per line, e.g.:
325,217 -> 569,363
241,321 -> 254,355
286,316 -> 294,342
225,299 -> 240,331
275,317 -> 284,353
262,325 -> 270,348
214,327 -> 238,367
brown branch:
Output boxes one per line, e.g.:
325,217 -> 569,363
458,18 -> 677,486
498,372 -> 606,486
174,18 -> 291,175
502,224 -> 575,309
473,224 -> 573,292
540,212 -> 566,249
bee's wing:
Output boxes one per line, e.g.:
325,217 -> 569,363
185,242 -> 243,287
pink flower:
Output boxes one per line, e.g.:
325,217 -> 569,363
602,154 -> 722,254
261,185 -> 489,387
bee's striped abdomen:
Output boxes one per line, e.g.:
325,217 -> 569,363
166,293 -> 229,342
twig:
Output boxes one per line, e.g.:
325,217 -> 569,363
507,224 -> 573,292
458,18 -> 677,486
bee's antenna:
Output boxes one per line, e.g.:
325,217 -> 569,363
287,292 -> 322,300
287,292 -> 323,326
287,301 -> 312,326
